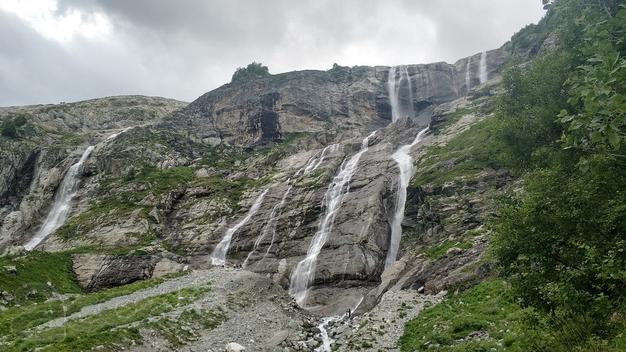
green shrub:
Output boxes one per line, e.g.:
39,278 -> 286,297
231,61 -> 270,82
1,120 -> 17,138
12,114 -> 27,127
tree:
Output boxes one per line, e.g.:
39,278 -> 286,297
231,62 -> 270,83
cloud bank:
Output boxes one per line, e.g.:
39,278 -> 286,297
0,0 -> 544,106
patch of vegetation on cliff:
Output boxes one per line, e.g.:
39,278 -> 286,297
0,114 -> 31,139
399,279 -> 545,352
412,116 -> 502,187
231,61 -> 270,83
7,286 -> 209,351
128,165 -> 195,193
422,239 -> 474,260
430,107 -> 473,135
0,252 -> 80,306
55,193 -> 150,242
193,175 -> 271,211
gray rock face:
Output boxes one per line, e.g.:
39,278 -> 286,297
71,253 -> 158,291
0,96 -> 186,251
1,45 -> 515,317
71,253 -> 187,291
162,45 -> 511,149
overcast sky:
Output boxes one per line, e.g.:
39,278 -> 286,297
0,0 -> 545,106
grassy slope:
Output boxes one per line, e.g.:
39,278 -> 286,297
399,279 -> 543,352
7,286 -> 210,351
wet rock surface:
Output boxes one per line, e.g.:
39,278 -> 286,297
0,43 -> 523,351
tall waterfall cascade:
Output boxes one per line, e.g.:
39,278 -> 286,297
465,57 -> 472,93
210,188 -> 269,266
289,131 -> 377,306
479,51 -> 488,84
387,66 -> 415,122
24,146 -> 95,251
243,184 -> 293,267
385,127 -> 429,268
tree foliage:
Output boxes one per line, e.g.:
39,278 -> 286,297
559,5 -> 626,151
231,62 -> 270,83
490,0 -> 626,347
494,54 -> 571,172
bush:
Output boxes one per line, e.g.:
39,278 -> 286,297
1,120 -> 17,138
231,62 -> 270,82
492,53 -> 571,172
13,114 -> 27,127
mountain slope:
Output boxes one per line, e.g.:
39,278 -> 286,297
0,8 -> 578,350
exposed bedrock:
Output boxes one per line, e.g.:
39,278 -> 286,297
0,45 -> 517,316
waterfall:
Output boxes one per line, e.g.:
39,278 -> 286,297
24,146 -> 95,251
210,188 -> 269,266
105,127 -> 131,141
316,296 -> 364,352
465,57 -> 472,93
387,66 -> 415,122
242,184 -> 293,267
385,127 -> 429,268
262,185 -> 293,259
479,51 -> 488,84
303,144 -> 339,175
289,131 -> 376,306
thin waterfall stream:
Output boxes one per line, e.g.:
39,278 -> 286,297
387,65 -> 415,122
243,183 -> 293,267
24,146 -> 95,250
385,127 -> 429,268
465,57 -> 472,93
210,188 -> 269,266
479,51 -> 488,83
289,131 -> 377,306
385,65 -> 429,268
24,128 -> 132,251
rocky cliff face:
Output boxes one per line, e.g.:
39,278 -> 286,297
0,43 -> 517,322
0,96 -> 186,250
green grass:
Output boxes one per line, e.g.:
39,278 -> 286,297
0,252 -> 81,306
412,117 -> 502,187
432,108 -> 473,135
131,165 -> 194,194
399,279 -> 544,352
423,239 -> 473,260
0,274 -> 173,338
147,307 -> 227,346
6,286 -> 209,351
55,195 -> 150,241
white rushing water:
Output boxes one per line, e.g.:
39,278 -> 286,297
387,66 -> 415,122
304,144 -> 339,175
210,188 -> 269,266
105,127 -> 131,141
465,56 -> 472,93
385,128 -> 429,268
479,51 -> 488,84
316,296 -> 365,352
243,184 -> 293,267
24,146 -> 95,251
289,131 -> 376,306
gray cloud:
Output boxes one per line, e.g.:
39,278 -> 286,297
1,0 -> 544,106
